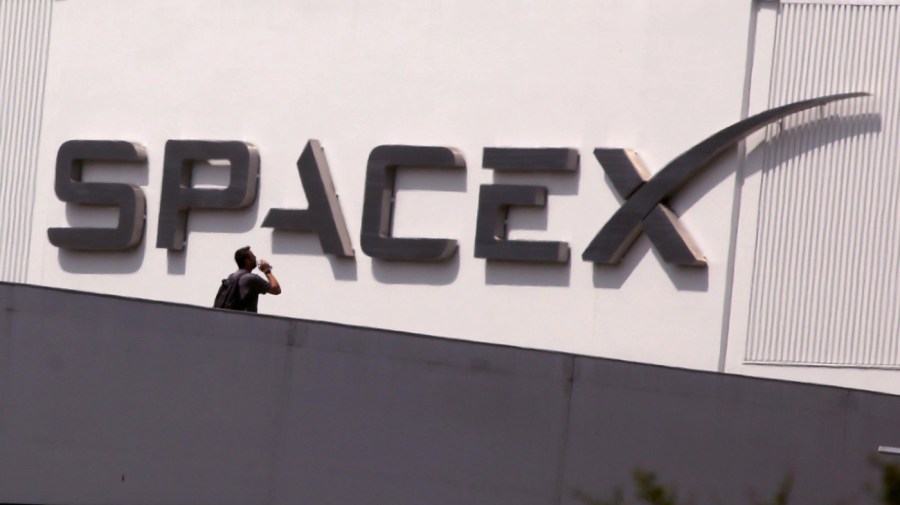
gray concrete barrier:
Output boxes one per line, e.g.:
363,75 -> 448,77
0,283 -> 895,505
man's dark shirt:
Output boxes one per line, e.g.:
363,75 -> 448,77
229,268 -> 271,313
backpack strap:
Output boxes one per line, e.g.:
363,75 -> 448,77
230,270 -> 252,309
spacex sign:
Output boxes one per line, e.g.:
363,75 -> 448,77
48,93 -> 866,267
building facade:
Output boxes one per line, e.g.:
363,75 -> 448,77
4,0 -> 900,393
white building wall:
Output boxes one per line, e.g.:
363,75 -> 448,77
748,3 -> 900,368
727,1 -> 900,394
26,0 -> 754,372
0,0 -> 51,282
21,0 -> 900,394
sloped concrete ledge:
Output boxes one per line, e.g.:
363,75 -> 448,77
0,283 -> 895,505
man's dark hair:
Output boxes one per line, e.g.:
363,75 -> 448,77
234,246 -> 252,268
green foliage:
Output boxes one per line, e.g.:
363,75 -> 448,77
573,459 -> 900,505
633,469 -> 679,505
752,475 -> 792,505
572,486 -> 624,505
574,467 -> 793,505
876,459 -> 900,505
572,468 -> 680,505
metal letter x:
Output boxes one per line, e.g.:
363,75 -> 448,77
592,148 -> 706,266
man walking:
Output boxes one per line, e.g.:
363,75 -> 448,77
225,246 -> 282,313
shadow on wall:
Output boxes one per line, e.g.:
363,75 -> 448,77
271,232 -> 358,281
57,240 -> 147,275
756,112 -> 882,176
485,261 -> 571,287
56,193 -> 263,276
371,252 -> 461,285
165,198 -> 262,275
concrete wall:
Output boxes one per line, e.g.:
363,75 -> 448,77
0,283 -> 897,505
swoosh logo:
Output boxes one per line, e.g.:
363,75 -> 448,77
583,92 -> 870,266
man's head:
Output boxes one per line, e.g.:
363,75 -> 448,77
234,246 -> 257,270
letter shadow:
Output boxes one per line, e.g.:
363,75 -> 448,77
166,195 -> 262,275
57,237 -> 147,274
592,234 -> 709,291
485,260 -> 571,287
752,111 -> 882,177
491,168 -> 582,196
371,252 -> 460,285
270,231 -> 358,281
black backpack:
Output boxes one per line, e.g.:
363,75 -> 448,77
213,272 -> 249,310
